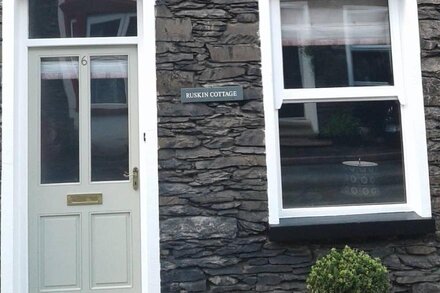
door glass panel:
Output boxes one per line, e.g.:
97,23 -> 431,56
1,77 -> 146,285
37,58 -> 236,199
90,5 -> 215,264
91,56 -> 129,182
29,0 -> 137,38
281,0 -> 393,88
41,57 -> 80,184
279,100 -> 406,208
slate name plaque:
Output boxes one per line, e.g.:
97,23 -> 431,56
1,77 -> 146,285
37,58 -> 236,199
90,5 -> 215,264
181,86 -> 243,103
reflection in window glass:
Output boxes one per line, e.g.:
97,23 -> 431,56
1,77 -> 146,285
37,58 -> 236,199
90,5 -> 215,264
29,0 -> 137,38
91,56 -> 129,182
126,17 -> 138,36
281,0 -> 393,88
89,18 -> 122,37
279,100 -> 406,208
41,57 -> 79,184
91,56 -> 128,104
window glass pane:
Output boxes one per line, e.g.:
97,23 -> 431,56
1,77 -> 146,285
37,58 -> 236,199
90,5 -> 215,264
281,0 -> 393,88
41,57 -> 80,184
89,18 -> 122,37
279,100 -> 406,208
91,56 -> 129,182
29,0 -> 137,38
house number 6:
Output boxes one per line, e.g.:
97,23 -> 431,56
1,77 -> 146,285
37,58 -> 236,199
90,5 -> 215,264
81,56 -> 87,66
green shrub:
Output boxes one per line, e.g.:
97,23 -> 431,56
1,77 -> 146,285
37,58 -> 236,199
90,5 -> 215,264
321,112 -> 360,141
306,246 -> 390,293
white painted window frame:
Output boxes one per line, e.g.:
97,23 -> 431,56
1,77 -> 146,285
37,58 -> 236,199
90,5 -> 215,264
1,1 -> 161,292
259,0 -> 432,224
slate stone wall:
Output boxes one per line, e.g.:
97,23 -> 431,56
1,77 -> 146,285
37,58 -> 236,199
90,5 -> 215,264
156,0 -> 440,292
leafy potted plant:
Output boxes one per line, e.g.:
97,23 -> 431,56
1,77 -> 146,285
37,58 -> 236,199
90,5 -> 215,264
306,246 -> 390,293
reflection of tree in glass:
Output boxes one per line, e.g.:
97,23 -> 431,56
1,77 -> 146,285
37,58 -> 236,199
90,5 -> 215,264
320,111 -> 360,143
30,0 -> 61,38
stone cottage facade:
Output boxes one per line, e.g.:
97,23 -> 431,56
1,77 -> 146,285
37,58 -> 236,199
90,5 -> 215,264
3,0 -> 440,292
156,0 -> 440,292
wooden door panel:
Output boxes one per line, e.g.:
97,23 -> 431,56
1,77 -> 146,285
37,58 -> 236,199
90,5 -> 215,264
39,214 -> 82,291
90,212 -> 132,289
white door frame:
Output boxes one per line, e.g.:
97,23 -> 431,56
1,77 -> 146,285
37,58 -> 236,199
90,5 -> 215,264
1,1 -> 161,292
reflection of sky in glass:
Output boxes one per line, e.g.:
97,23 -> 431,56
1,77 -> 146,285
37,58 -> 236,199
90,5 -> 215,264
279,100 -> 406,209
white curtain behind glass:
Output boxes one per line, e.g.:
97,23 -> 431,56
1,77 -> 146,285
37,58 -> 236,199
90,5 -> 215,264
281,0 -> 390,46
41,58 -> 128,79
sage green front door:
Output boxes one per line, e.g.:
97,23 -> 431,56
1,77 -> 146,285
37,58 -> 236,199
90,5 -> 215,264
28,46 -> 141,292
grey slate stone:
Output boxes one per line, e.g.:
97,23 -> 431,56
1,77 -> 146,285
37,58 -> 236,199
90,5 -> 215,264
157,71 -> 194,95
179,280 -> 207,292
176,9 -> 230,19
159,135 -> 201,149
406,246 -> 437,255
394,270 -> 440,284
155,5 -> 174,18
209,276 -> 239,286
235,129 -> 265,146
176,147 -> 221,159
207,45 -> 261,62
237,13 -> 258,23
175,255 -> 240,268
199,66 -> 246,81
204,137 -> 235,149
194,155 -> 265,169
156,18 -> 193,41
399,254 -> 440,269
162,268 -> 205,282
189,191 -> 235,204
160,216 -> 238,241
413,283 -> 440,293
211,284 -> 252,292
220,23 -> 259,44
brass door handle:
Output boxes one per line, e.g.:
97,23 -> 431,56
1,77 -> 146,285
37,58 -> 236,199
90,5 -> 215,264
123,167 -> 139,190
